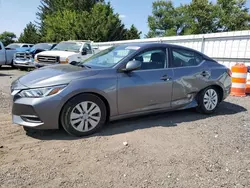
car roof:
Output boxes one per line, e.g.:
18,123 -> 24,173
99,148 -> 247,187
119,42 -> 210,58
120,42 -> 191,50
36,43 -> 56,45
7,43 -> 33,46
67,40 -> 92,43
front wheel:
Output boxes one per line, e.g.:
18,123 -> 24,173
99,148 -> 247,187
196,87 -> 220,114
60,94 -> 107,137
19,67 -> 27,71
11,60 -> 16,68
23,126 -> 37,134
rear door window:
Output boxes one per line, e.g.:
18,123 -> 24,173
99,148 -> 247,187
22,45 -> 28,48
170,48 -> 204,68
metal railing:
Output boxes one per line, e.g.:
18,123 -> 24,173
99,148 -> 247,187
93,30 -> 250,66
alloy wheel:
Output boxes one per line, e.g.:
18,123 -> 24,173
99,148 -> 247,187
70,101 -> 101,132
203,89 -> 218,111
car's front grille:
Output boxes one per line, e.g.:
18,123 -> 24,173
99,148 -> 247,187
16,53 -> 31,59
37,55 -> 59,64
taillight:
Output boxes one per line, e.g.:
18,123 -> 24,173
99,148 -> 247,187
227,69 -> 232,77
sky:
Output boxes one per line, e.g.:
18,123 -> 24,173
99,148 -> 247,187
0,0 -> 250,38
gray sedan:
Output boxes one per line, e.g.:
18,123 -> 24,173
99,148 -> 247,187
11,43 -> 232,136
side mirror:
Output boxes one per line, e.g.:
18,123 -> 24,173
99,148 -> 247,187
81,48 -> 88,55
70,61 -> 79,66
122,60 -> 141,72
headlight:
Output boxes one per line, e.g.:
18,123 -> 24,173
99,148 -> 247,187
66,58 -> 69,63
18,85 -> 67,98
27,54 -> 33,58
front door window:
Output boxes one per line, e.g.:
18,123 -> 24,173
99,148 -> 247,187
132,49 -> 167,70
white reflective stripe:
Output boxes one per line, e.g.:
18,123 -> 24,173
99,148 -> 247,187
232,83 -> 246,88
247,81 -> 250,84
232,73 -> 247,78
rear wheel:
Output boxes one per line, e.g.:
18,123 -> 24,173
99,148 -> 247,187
60,94 -> 107,137
196,87 -> 220,114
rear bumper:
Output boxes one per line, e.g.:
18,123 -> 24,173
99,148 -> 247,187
223,86 -> 231,100
222,76 -> 232,100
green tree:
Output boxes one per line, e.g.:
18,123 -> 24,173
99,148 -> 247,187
19,22 -> 41,43
43,10 -> 82,42
147,0 -> 250,37
0,31 -> 16,46
125,24 -> 142,40
78,2 -> 129,42
147,1 -> 189,37
185,0 -> 218,34
216,0 -> 250,31
42,2 -> 140,42
37,0 -> 104,36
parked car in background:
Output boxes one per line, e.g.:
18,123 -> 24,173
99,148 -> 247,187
34,40 -> 94,67
6,43 -> 33,50
14,43 -> 57,70
11,43 -> 232,137
0,42 -> 33,67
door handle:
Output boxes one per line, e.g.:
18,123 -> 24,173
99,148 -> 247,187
160,75 -> 171,81
200,71 -> 210,77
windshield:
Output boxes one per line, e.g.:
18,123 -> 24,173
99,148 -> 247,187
31,43 -> 53,51
6,44 -> 22,49
80,45 -> 138,68
52,42 -> 82,52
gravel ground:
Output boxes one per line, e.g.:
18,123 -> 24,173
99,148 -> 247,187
0,66 -> 249,188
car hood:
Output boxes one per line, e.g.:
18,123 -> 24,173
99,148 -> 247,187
15,47 -> 31,52
17,64 -> 99,88
37,50 -> 77,58
16,48 -> 34,53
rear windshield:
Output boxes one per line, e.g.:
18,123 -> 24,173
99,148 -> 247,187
32,43 -> 54,50
6,44 -> 22,49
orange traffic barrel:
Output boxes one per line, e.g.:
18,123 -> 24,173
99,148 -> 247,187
246,68 -> 250,94
230,63 -> 248,97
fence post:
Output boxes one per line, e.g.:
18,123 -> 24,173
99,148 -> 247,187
201,36 -> 205,53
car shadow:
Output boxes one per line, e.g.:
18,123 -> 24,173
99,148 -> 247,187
0,66 -> 13,71
0,73 -> 12,77
27,101 -> 247,140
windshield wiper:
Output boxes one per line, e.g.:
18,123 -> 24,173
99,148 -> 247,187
77,64 -> 92,69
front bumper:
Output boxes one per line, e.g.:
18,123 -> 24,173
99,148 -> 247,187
14,59 -> 36,68
35,59 -> 69,68
12,92 -> 63,130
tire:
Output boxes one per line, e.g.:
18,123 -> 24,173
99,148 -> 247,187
196,86 -> 220,114
23,126 -> 37,134
11,60 -> 16,69
19,67 -> 27,71
60,94 -> 107,137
